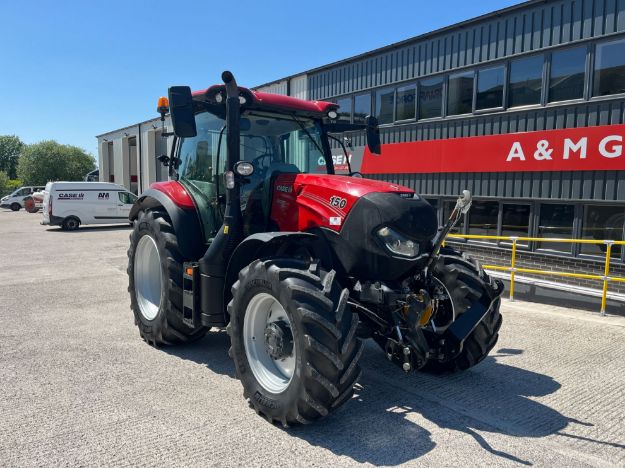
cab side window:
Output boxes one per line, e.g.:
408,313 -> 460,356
118,192 -> 137,204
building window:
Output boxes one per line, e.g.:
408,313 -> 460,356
501,204 -> 531,243
581,205 -> 624,257
508,55 -> 543,107
336,96 -> 352,122
375,87 -> 395,124
443,200 -> 464,234
476,66 -> 505,110
468,201 -> 499,241
419,77 -> 443,119
593,39 -> 625,97
353,92 -> 371,124
549,46 -> 586,102
537,204 -> 574,253
395,84 -> 416,121
447,71 -> 474,116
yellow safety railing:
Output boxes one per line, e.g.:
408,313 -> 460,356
444,234 -> 625,316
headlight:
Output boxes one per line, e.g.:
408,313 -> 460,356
376,226 -> 419,257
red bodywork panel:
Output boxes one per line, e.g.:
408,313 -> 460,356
193,86 -> 336,115
151,181 -> 196,210
270,174 -> 413,232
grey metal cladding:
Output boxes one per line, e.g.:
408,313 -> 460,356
308,0 -> 625,100
370,169 -> 625,201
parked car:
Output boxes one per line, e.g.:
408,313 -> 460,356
1,186 -> 46,211
42,181 -> 137,230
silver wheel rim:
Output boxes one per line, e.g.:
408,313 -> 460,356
243,293 -> 295,394
134,235 -> 162,321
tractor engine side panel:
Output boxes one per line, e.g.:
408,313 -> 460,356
270,173 -> 414,233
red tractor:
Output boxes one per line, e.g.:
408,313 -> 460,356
127,71 -> 503,426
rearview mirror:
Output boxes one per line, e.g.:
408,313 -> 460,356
365,116 -> 381,155
168,86 -> 197,138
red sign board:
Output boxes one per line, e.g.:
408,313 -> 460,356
361,123 -> 625,174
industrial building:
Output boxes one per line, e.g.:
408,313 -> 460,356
97,0 -> 625,294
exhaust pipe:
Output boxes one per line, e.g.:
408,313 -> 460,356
198,71 -> 244,325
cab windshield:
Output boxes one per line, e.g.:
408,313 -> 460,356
177,110 -> 330,240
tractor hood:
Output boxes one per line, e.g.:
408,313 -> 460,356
270,174 -> 414,233
269,173 -> 437,281
293,174 -> 414,199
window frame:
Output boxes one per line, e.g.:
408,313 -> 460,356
507,54 -> 545,109
546,44 -> 589,105
335,95 -> 353,123
374,86 -> 396,125
353,91 -> 373,125
446,70 -> 475,117
530,202 -> 577,256
466,199 -> 501,244
578,203 -> 625,261
590,37 -> 625,100
394,83 -> 417,123
417,75 -> 445,121
499,202 -> 533,249
473,64 -> 507,113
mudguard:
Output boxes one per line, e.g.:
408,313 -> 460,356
129,187 -> 207,260
223,232 -> 332,316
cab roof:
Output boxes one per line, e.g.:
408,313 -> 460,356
192,85 -> 337,116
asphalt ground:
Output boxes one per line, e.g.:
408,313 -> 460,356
1,209 -> 624,467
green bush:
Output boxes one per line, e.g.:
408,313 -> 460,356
17,140 -> 95,186
0,171 -> 8,196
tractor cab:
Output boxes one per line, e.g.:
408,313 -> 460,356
161,82 -> 381,242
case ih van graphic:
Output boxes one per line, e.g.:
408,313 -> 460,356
58,193 -> 84,200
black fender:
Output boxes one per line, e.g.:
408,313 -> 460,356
129,188 -> 207,260
223,231 -> 333,316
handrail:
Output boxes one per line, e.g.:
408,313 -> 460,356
445,234 -> 625,316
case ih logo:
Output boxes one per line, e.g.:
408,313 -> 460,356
58,193 -> 84,200
361,123 -> 625,174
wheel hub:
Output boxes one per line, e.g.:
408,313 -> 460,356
264,320 -> 293,360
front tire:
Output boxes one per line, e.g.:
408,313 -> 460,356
127,209 -> 208,346
422,248 -> 503,373
227,258 -> 363,426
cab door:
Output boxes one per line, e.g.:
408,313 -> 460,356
117,191 -> 137,219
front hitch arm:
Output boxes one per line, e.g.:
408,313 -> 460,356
425,190 -> 472,270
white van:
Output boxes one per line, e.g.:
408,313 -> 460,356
1,185 -> 46,211
42,182 -> 138,230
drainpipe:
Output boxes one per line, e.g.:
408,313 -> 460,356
137,122 -> 143,194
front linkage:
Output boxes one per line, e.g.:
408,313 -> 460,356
350,190 -> 504,374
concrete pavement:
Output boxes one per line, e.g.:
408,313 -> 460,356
1,209 -> 624,467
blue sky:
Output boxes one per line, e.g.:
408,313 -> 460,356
0,0 -> 521,158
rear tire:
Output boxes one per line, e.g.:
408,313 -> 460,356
421,248 -> 502,373
62,216 -> 80,231
127,209 -> 208,346
10,203 -> 20,211
227,258 -> 363,426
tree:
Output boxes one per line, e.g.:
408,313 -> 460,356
17,140 -> 96,185
0,135 -> 24,179
0,171 -> 8,197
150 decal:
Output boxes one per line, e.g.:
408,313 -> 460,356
329,195 -> 347,209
